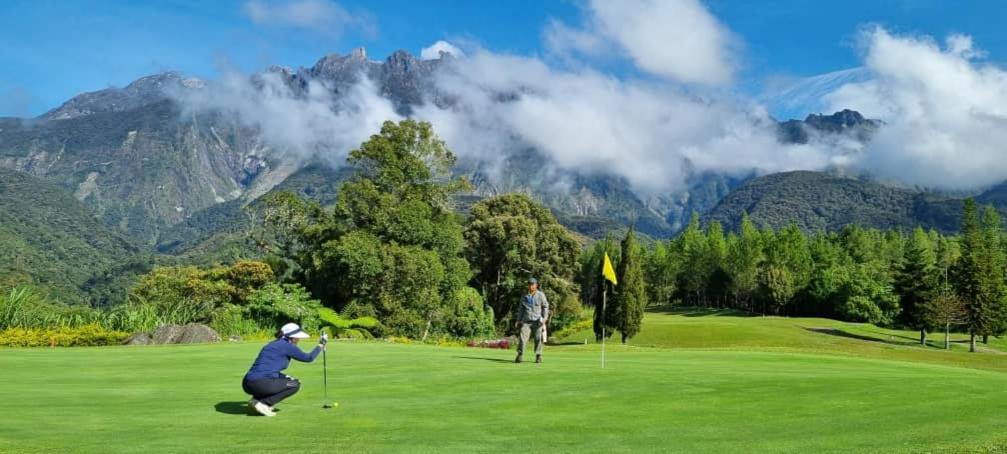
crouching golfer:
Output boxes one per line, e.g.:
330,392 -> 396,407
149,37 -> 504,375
242,323 -> 326,416
515,277 -> 549,364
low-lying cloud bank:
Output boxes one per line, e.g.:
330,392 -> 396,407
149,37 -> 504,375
175,69 -> 401,167
177,0 -> 1007,194
827,27 -> 1007,190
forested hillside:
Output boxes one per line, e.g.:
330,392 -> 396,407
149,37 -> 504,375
704,171 -> 965,232
0,168 -> 139,302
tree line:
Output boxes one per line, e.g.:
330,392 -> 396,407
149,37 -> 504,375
579,200 -> 1006,351
13,119 -> 1003,350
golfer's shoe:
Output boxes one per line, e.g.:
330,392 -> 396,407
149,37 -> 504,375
250,400 -> 276,417
514,354 -> 523,363
536,355 -> 542,364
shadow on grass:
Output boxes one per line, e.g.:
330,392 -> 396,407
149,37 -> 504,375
215,401 -> 253,416
804,327 -> 933,349
865,330 -> 920,342
647,306 -> 756,317
804,328 -> 894,344
452,356 -> 513,364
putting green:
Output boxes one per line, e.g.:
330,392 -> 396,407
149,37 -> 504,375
2,335 -> 1007,453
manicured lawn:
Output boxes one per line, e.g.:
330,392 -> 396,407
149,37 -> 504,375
4,316 -> 1007,453
558,309 -> 1007,373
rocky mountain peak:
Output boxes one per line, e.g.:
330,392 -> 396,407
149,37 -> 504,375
804,109 -> 875,130
40,71 -> 200,121
777,109 -> 881,144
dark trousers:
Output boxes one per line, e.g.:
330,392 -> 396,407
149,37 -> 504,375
243,377 -> 300,406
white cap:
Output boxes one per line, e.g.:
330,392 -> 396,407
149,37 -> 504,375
280,323 -> 310,339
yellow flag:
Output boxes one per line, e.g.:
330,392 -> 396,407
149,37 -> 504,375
602,252 -> 618,285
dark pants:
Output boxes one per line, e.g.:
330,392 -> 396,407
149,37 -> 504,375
242,376 -> 300,406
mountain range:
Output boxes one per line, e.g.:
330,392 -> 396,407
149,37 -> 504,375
1,48 -> 1002,301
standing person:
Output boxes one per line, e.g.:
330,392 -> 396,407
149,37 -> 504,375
515,277 -> 549,364
242,323 -> 327,416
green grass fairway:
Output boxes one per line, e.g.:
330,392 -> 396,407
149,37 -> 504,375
4,313 -> 1007,453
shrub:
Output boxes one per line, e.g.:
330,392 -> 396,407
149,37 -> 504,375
0,286 -> 49,329
246,283 -> 323,333
128,266 -> 232,324
210,305 -> 264,337
223,261 -> 274,302
549,293 -> 586,333
440,287 -> 495,338
0,286 -> 110,330
318,307 -> 378,339
0,324 -> 128,347
550,319 -> 594,340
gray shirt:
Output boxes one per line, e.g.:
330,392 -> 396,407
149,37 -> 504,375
516,290 -> 549,322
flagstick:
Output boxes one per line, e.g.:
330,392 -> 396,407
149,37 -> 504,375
601,283 -> 606,369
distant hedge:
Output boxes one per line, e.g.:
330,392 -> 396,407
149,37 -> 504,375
0,324 -> 128,347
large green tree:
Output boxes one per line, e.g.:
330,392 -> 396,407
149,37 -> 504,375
726,212 -> 763,311
677,213 -> 709,305
270,120 -> 492,338
894,227 -> 939,345
644,241 -> 678,307
953,199 -> 1005,352
462,193 -> 580,332
614,227 -> 647,343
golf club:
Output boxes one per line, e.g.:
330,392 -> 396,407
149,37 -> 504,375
321,332 -> 336,409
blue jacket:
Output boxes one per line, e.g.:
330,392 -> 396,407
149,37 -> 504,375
244,338 -> 321,381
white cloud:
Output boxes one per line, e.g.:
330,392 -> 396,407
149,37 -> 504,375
173,68 -> 400,166
547,0 -> 737,85
415,51 -> 837,193
242,0 -> 373,35
190,0 -> 871,197
826,27 -> 1007,189
761,67 -> 872,120
420,41 -> 465,60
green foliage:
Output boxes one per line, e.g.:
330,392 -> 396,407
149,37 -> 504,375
128,266 -> 233,324
463,193 -> 581,331
0,324 -> 128,347
677,213 -> 710,305
726,212 -> 763,309
581,236 -> 619,340
644,241 -> 678,307
894,227 -> 939,334
317,308 -> 378,339
0,168 -> 140,304
613,227 -> 646,343
439,287 -> 495,338
954,200 -> 1007,349
548,293 -> 584,333
704,170 -> 967,233
245,283 -> 323,334
265,120 -> 485,338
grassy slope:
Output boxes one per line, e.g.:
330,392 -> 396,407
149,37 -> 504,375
3,313 -> 1007,453
558,309 -> 1007,373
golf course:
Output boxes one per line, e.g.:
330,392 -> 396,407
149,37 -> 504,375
4,310 -> 1007,453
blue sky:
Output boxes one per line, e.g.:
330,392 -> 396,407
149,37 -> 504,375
1,0 -> 1005,118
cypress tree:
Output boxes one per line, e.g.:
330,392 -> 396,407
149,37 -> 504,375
590,236 -> 619,341
615,227 -> 647,344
